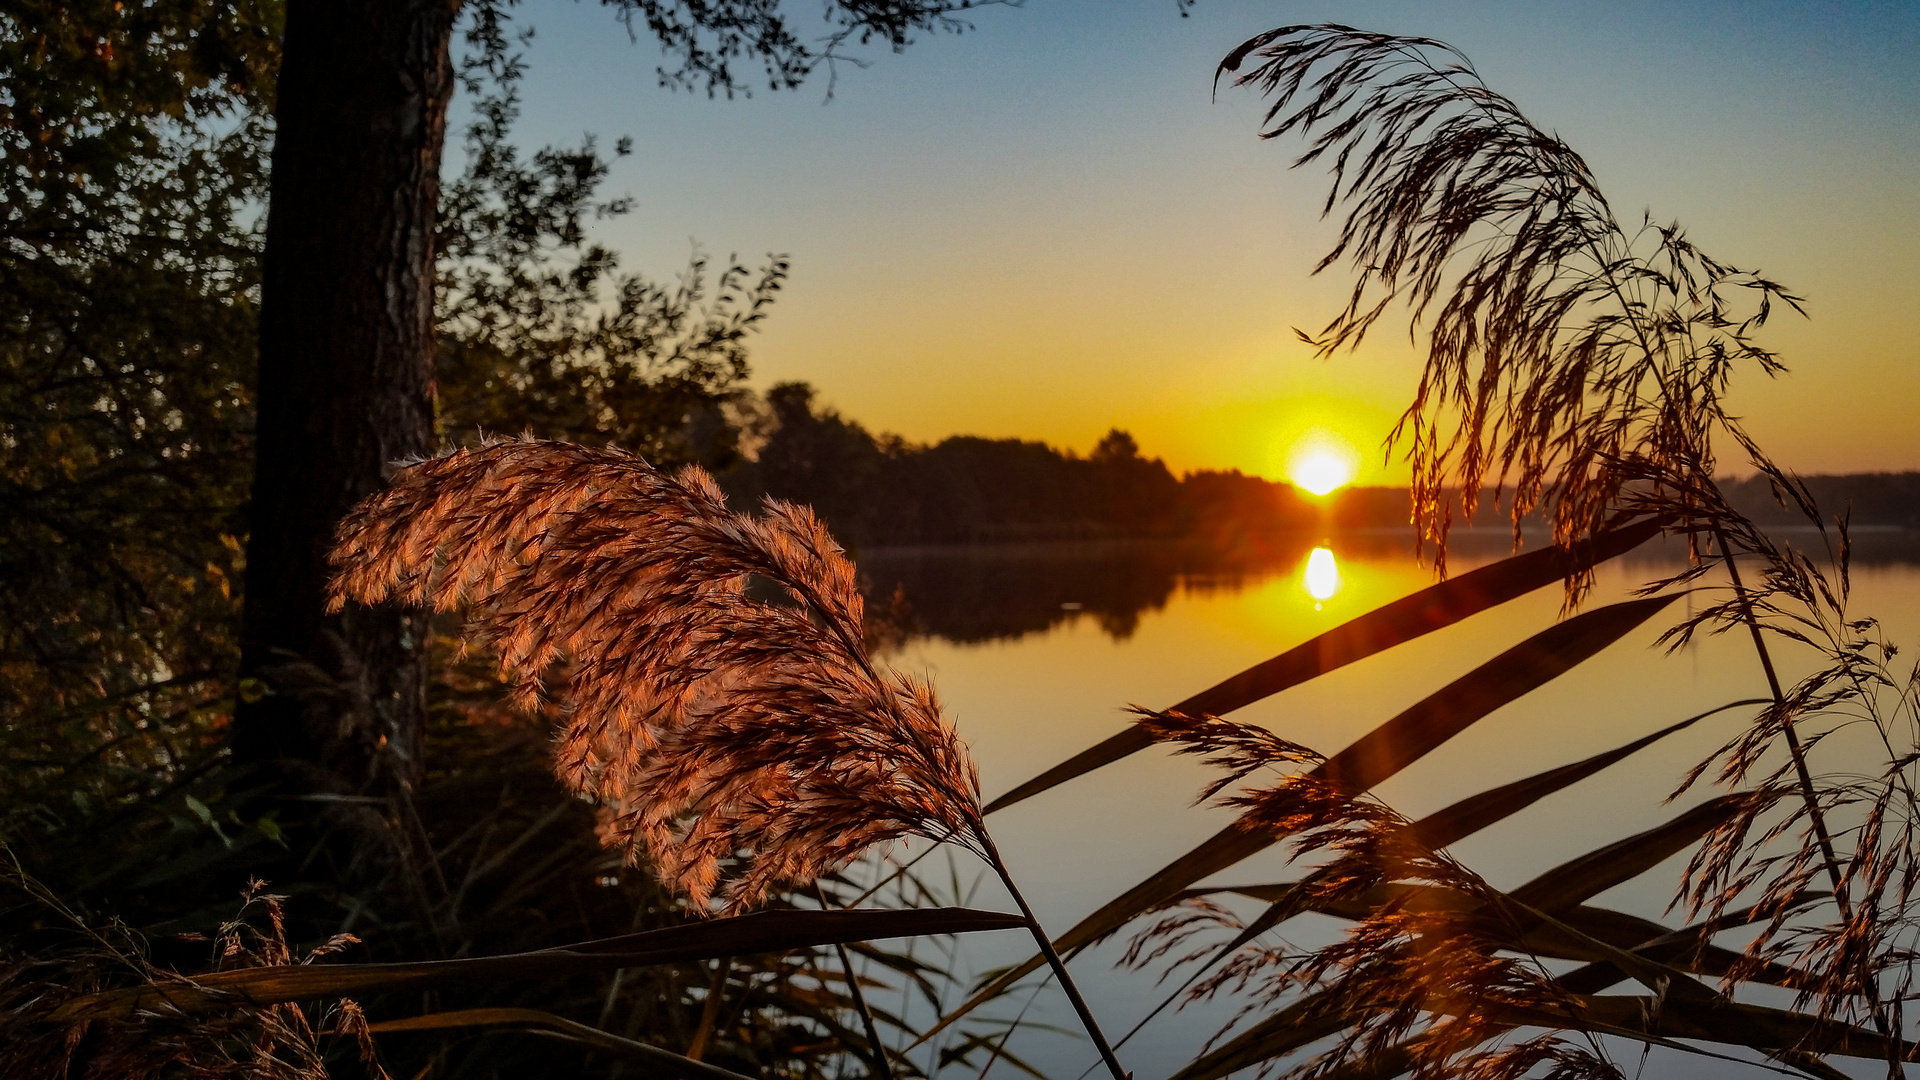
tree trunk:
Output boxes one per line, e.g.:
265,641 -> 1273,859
235,0 -> 458,792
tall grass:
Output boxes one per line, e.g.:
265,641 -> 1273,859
14,21 -> 1914,1080
920,22 -> 1917,1080
326,440 -> 1131,1078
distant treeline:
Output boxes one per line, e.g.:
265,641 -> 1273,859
723,383 -> 1920,548
1719,473 -> 1920,530
724,383 -> 1411,549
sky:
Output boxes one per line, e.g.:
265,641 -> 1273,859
498,0 -> 1920,486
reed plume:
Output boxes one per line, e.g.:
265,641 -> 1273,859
1221,26 -> 1803,577
329,438 -> 1131,1078
1095,25 -> 1913,1078
329,437 -> 984,913
1656,494 -> 1920,1045
1132,710 -> 1625,1080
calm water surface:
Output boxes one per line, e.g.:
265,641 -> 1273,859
851,531 -> 1920,1079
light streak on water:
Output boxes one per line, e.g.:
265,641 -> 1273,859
1304,546 -> 1341,603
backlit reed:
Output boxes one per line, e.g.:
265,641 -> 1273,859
1222,25 -> 1803,579
328,437 -> 1130,1079
1132,710 -> 1624,1080
0,879 -> 384,1080
1096,24 -> 1912,1076
328,438 -> 984,913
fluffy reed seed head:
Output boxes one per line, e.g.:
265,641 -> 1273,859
1223,26 -> 1802,575
1135,709 -> 1622,1080
329,438 -> 984,911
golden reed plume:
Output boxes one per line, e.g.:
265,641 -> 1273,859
327,438 -> 984,912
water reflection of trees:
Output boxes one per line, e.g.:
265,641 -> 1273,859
857,532 -> 1411,645
860,530 -> 1920,647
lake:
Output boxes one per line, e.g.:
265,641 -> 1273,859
850,530 -> 1920,1079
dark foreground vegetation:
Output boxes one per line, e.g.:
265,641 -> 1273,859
0,2 -> 1053,1077
6,4 -> 1920,1080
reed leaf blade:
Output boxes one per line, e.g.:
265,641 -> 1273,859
1182,988 -> 1900,1080
54,906 -> 1025,1020
1169,986 -> 1363,1080
1069,594 -> 1683,958
984,520 -> 1665,813
1406,697 -> 1765,849
1508,793 -> 1753,913
1124,697 -> 1760,1044
1314,593 -> 1679,792
366,1007 -> 759,1080
923,593 -> 1678,1045
1487,995 -> 1916,1064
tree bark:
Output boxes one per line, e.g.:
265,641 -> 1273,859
235,0 -> 459,792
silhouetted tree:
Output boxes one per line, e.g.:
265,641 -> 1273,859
233,0 -> 456,790
235,0 -> 1012,792
743,387 -> 1302,547
432,20 -> 788,468
1,0 -> 277,789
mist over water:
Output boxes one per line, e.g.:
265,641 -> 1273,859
856,531 -> 1920,1078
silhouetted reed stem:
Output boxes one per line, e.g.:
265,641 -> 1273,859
685,960 -> 727,1061
1714,524 -> 1906,1068
977,831 -> 1130,1080
814,884 -> 894,1080
1713,526 -> 1850,910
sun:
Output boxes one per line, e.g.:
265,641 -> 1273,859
1286,431 -> 1359,496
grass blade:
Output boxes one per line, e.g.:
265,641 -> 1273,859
1114,698 -> 1759,1051
1169,986 -> 1364,1080
1182,984 -> 1903,1080
1165,897 -> 1727,1080
1556,896 -> 1823,994
1173,693 -> 1752,998
921,593 -> 1679,1046
1405,697 -> 1766,849
1490,994 -> 1917,1063
367,1007 -> 757,1080
1508,793 -> 1754,913
1184,883 -> 1775,981
1067,595 -> 1682,957
1169,837 -> 1812,1079
984,520 -> 1665,813
1315,594 -> 1680,791
54,906 -> 1025,1019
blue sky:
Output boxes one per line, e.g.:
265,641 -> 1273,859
489,0 -> 1920,482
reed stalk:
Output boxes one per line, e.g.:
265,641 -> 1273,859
326,439 -> 1133,1078
1710,521 -> 1905,1070
1713,525 -> 1848,906
815,883 -> 895,1080
976,830 -> 1130,1080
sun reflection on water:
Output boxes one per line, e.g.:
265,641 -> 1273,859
1304,546 -> 1341,606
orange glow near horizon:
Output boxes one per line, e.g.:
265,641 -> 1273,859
1286,431 -> 1362,496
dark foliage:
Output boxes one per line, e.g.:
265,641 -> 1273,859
738,386 -> 1920,556
1,0 -> 774,876
435,8 -> 787,471
1,0 -> 275,847
598,0 -> 1013,97
1,2 -> 1051,1076
732,381 -> 1357,549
